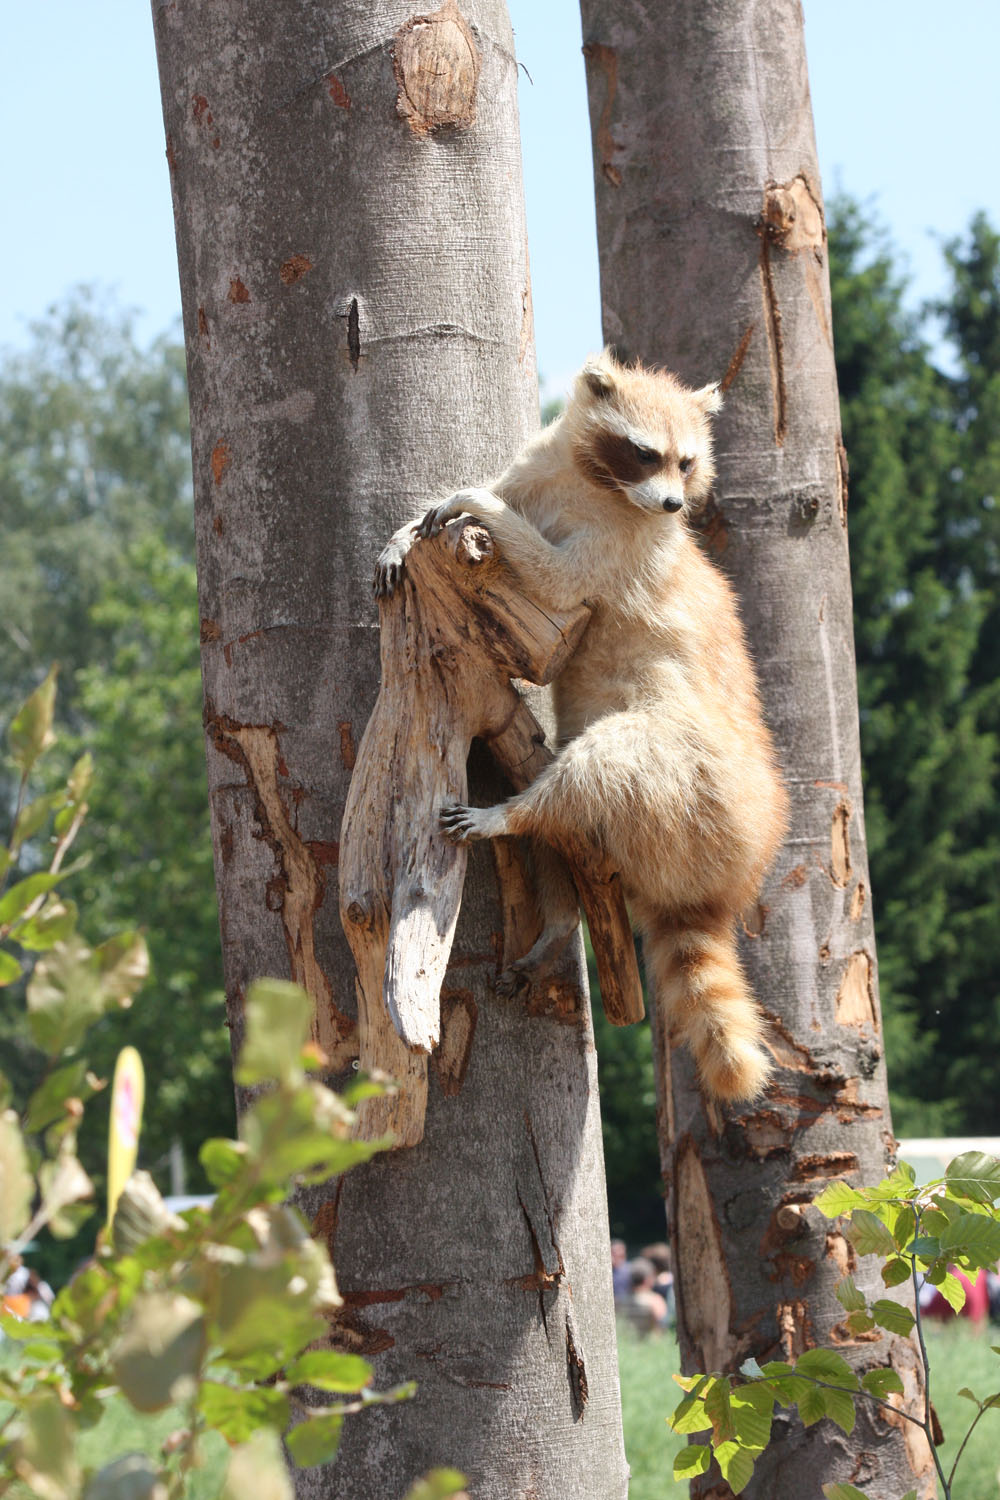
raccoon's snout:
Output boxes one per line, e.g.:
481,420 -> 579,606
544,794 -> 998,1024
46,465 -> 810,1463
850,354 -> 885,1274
662,497 -> 683,513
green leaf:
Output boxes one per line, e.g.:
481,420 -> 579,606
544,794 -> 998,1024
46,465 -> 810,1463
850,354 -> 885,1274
236,978 -> 315,1086
823,1486 -> 871,1500
672,1445 -> 711,1479
93,930 -> 149,1003
285,1410 -> 344,1468
871,1299 -> 915,1336
823,1386 -> 857,1436
957,1387 -> 981,1405
200,1136 -> 249,1187
730,1385 -> 774,1448
285,1349 -> 373,1393
945,1151 -> 1000,1205
835,1276 -> 867,1313
402,1472 -> 469,1500
814,1181 -> 865,1218
739,1356 -> 765,1379
25,1058 -> 91,1132
904,1235 -> 941,1262
939,1211 -> 1000,1267
881,1256 -> 911,1288
797,1383 -> 828,1426
111,1292 -> 206,1412
794,1349 -> 859,1391
0,1110 -> 33,1241
84,1453 -> 163,1500
0,869 -> 65,928
26,933 -> 102,1052
8,667 -> 58,776
715,1441 -> 756,1493
9,1388 -> 80,1499
704,1375 -> 735,1442
0,947 -> 22,985
887,1203 -> 916,1252
12,791 -> 67,851
222,1430 -> 294,1500
846,1309 -> 877,1335
670,1393 -> 713,1434
861,1366 -> 905,1398
934,1271 -> 967,1314
17,897 -> 79,952
66,753 -> 94,807
845,1208 -> 897,1256
198,1381 -> 291,1442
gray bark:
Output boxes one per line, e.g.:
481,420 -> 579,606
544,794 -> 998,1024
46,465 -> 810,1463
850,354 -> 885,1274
579,2 -> 934,1497
152,3 -> 627,1496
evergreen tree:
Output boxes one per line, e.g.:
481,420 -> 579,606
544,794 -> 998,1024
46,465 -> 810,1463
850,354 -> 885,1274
833,201 -> 999,1133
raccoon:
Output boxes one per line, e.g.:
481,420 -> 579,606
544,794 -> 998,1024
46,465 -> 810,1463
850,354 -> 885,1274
375,350 -> 788,1101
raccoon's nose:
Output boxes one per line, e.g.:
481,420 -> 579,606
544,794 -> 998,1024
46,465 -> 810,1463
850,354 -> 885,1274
662,497 -> 683,513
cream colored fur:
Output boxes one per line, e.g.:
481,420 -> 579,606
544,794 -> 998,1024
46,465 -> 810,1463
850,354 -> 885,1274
376,351 -> 788,1102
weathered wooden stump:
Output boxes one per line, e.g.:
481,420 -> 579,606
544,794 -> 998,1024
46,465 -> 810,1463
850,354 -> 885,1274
339,517 -> 643,1146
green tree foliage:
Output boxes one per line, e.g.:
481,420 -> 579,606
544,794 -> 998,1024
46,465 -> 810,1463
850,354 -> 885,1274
834,202 -> 1000,1133
0,295 -> 231,1217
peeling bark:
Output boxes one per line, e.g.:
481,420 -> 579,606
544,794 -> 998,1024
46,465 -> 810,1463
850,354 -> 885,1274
153,1 -> 627,1494
579,2 -> 931,1496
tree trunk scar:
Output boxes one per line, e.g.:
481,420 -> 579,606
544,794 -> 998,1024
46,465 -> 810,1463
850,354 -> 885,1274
210,441 -> 231,485
830,799 -> 853,887
757,233 -> 787,446
719,322 -> 755,395
581,42 -> 621,187
760,1010 -> 817,1071
279,253 -> 313,285
564,1308 -> 589,1419
393,1 -> 481,137
204,704 -> 357,1067
777,1298 -> 813,1359
511,1186 -> 561,1332
836,437 -> 850,526
673,1135 -> 734,1371
849,881 -> 866,921
228,276 -> 251,304
347,297 -> 361,371
835,951 -> 877,1031
325,72 -> 351,109
337,720 -> 357,770
431,987 -> 477,1096
789,1151 -> 859,1181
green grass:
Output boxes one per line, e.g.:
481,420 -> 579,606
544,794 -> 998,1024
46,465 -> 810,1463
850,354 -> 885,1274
616,1320 -> 1000,1500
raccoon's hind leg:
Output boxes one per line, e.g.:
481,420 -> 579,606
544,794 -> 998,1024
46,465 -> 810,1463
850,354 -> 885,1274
495,840 -> 580,1000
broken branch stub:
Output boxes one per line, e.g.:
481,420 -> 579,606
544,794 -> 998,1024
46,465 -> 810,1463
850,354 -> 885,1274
339,517 -> 643,1146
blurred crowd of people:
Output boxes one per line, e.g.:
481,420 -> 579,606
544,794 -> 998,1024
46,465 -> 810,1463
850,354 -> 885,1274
611,1238 -> 675,1335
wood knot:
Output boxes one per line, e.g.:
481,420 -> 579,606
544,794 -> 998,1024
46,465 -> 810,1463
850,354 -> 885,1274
345,899 -> 373,929
453,520 -> 494,568
393,1 -> 481,137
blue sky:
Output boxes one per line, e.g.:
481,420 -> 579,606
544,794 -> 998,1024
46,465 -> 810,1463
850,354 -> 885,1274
2,2 -> 997,393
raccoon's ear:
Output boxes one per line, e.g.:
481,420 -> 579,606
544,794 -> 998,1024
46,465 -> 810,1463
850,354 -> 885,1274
692,381 -> 723,415
581,356 -> 616,400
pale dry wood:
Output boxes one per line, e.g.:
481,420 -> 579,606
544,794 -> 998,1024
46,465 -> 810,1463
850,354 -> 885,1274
339,516 -> 644,1146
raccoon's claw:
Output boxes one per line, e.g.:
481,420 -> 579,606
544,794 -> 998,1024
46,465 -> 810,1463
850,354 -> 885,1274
415,500 -> 457,541
496,964 -> 531,1001
373,536 -> 412,598
440,803 -> 479,843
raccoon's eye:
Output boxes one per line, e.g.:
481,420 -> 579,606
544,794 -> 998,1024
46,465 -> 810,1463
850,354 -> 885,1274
679,456 -> 694,474
630,442 -> 660,466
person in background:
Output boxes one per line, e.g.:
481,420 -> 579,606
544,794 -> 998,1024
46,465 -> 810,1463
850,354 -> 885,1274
641,1240 -> 676,1327
611,1239 -> 631,1304
621,1256 -> 669,1336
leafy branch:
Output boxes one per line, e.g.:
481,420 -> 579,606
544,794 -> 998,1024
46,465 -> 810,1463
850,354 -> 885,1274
668,1155 -> 1000,1498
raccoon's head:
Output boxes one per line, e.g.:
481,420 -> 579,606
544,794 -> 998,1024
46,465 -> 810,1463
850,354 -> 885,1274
567,350 -> 721,517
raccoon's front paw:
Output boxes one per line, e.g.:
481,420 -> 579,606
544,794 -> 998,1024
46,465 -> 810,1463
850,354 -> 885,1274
439,802 -> 506,844
373,533 -> 413,598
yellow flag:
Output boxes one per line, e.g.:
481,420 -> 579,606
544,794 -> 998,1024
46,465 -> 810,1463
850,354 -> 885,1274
106,1046 -> 145,1230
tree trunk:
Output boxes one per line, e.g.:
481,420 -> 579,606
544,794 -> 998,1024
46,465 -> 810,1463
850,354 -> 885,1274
152,3 -> 627,1496
579,3 -> 934,1497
